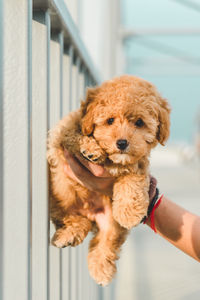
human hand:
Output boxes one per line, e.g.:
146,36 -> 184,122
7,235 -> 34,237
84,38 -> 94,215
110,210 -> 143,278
63,150 -> 114,197
149,176 -> 157,202
64,150 -> 157,201
63,150 -> 157,228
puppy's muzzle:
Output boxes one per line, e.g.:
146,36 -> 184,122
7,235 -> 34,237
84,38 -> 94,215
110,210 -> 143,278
116,139 -> 128,150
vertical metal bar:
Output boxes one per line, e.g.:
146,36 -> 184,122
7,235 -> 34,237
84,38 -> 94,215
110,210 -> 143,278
82,236 -> 87,299
88,74 -> 93,87
46,10 -> 51,131
82,235 -> 91,300
70,53 -> 78,300
66,43 -> 74,300
82,66 -> 88,99
110,282 -> 116,300
77,64 -> 85,300
62,47 -> 70,115
86,235 -> 92,299
92,77 -> 97,87
2,1 -> 29,299
84,69 -> 89,89
0,0 -> 3,299
60,44 -> 71,300
88,73 -> 92,87
68,45 -> 74,112
71,55 -> 77,112
32,11 -> 49,300
45,11 -> 51,300
98,287 -> 103,300
103,287 -> 109,300
79,64 -> 85,100
79,68 -> 102,299
77,243 -> 83,300
89,279 -> 92,300
49,30 -> 61,300
75,56 -> 81,300
58,30 -> 64,300
76,57 -> 81,107
87,73 -> 91,87
27,1 -> 32,299
103,283 -> 114,300
81,69 -> 90,299
59,31 -> 64,119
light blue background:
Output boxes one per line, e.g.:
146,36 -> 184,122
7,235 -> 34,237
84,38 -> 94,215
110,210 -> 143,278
122,0 -> 200,143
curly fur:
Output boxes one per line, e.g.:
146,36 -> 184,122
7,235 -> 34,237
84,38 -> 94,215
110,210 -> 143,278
47,75 -> 171,285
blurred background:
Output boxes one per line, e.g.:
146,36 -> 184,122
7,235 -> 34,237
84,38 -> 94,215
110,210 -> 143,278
1,1 -> 199,300
68,0 -> 200,150
66,0 -> 200,299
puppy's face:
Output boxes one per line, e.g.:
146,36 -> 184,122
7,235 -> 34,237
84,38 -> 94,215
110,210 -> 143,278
81,76 -> 170,165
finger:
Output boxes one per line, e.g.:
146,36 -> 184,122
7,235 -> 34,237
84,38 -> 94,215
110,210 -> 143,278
64,150 -> 99,190
87,162 -> 111,177
63,163 -> 83,185
149,176 -> 157,200
75,154 -> 110,177
64,150 -> 114,196
64,151 -> 91,179
64,150 -> 111,178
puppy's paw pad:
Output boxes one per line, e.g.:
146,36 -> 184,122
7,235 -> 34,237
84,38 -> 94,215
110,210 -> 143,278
80,136 -> 106,163
88,251 -> 116,286
81,150 -> 103,163
51,227 -> 86,248
51,231 -> 70,248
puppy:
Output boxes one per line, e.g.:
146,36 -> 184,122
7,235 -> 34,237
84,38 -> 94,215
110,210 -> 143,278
47,75 -> 170,285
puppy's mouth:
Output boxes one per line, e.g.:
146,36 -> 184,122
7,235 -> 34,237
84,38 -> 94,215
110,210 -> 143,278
107,142 -> 135,165
108,153 -> 135,165
119,149 -> 128,154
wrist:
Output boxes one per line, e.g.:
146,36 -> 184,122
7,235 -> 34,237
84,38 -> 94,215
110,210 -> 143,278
142,189 -> 164,233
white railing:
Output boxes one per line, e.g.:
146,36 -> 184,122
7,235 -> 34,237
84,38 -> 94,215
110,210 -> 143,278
0,0 -> 115,299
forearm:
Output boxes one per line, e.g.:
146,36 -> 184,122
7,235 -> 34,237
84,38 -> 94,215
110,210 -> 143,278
146,196 -> 200,262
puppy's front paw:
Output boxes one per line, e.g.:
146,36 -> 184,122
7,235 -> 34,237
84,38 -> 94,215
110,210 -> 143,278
112,199 -> 148,229
80,136 -> 106,164
112,176 -> 150,229
51,226 -> 88,248
88,250 -> 116,286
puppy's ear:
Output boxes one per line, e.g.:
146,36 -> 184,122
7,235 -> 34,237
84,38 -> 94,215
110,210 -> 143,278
81,87 -> 99,135
157,97 -> 171,145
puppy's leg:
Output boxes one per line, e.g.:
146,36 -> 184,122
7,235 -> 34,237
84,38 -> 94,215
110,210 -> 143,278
80,136 -> 107,164
47,110 -> 82,160
88,207 -> 128,286
52,215 -> 92,248
49,169 -> 92,248
112,174 -> 149,229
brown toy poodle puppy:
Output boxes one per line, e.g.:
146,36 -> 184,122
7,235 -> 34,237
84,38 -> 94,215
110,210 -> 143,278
47,75 -> 170,286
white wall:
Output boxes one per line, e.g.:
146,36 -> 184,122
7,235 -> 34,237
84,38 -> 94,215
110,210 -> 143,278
65,0 -> 123,80
80,0 -> 122,80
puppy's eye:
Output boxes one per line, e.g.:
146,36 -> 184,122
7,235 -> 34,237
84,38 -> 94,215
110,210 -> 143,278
135,118 -> 145,128
107,118 -> 114,125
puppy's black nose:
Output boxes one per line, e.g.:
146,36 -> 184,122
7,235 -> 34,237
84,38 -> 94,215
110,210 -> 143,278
116,139 -> 128,150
